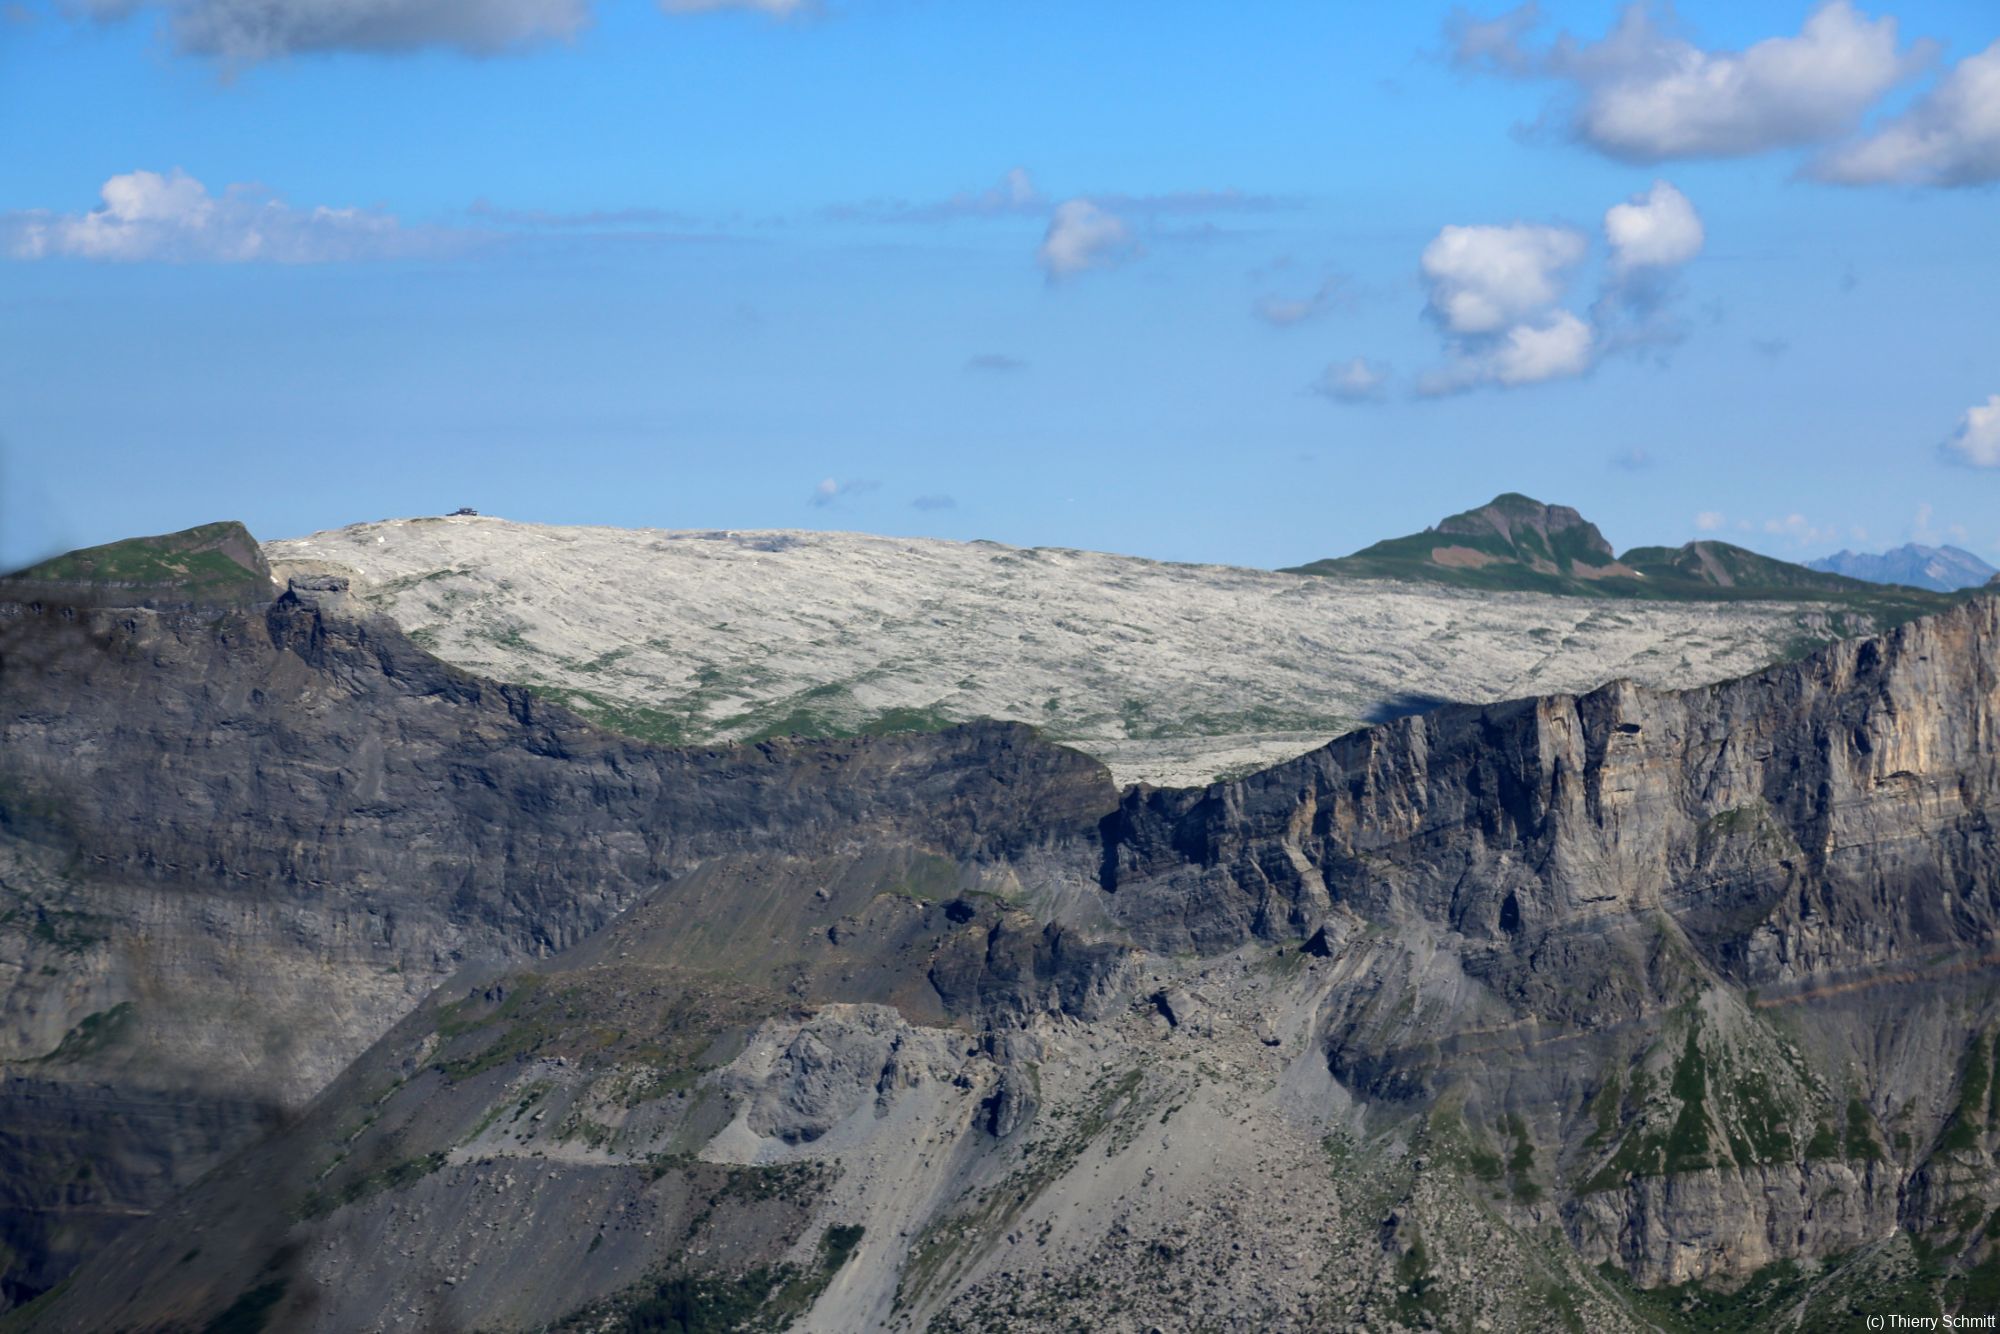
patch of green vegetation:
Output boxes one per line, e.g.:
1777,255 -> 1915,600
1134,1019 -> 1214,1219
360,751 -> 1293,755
36,1001 -> 135,1064
1582,1073 -> 1621,1150
1597,1257 -> 1816,1334
522,685 -> 701,747
1391,1237 -> 1447,1327
434,976 -> 553,1080
1730,1070 -> 1796,1164
296,1151 -> 447,1220
1939,1029 -> 1994,1154
1506,1113 -> 1542,1203
1662,1029 -> 1714,1173
22,904 -> 106,955
7,522 -> 271,604
1845,1098 -> 1884,1163
202,1276 -> 288,1334
622,1270 -> 781,1333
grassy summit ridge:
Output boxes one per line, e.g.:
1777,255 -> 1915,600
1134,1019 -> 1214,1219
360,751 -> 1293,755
3,521 -> 274,606
1284,492 -> 1961,624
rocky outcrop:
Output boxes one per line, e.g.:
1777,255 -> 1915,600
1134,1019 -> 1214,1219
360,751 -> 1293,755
0,580 -> 1114,1309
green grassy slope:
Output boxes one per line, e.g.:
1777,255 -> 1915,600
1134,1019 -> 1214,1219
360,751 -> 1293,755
2,522 -> 274,606
1285,494 -> 1965,625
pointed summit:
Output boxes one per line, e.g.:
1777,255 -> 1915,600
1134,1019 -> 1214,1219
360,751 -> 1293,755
1283,493 -> 1959,621
1284,493 -> 1634,593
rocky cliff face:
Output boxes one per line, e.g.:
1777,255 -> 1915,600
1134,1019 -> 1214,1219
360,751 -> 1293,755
4,564 -> 1999,1330
0,576 -> 1112,1311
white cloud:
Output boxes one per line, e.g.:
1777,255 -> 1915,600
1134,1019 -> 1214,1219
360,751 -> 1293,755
1488,309 -> 1595,385
1313,357 -> 1388,403
1420,223 -> 1587,335
1037,199 -> 1134,280
1943,395 -> 2000,467
1695,510 -> 1726,531
1603,179 -> 1704,271
74,0 -> 589,59
1417,310 -> 1597,396
1450,1 -> 1921,162
1816,39 -> 2000,186
4,168 -> 442,263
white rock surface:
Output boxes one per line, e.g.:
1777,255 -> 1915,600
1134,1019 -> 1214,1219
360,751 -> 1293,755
268,516 -> 1835,787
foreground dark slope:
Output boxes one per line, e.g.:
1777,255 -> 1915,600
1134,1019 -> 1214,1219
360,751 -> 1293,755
0,568 -> 1112,1311
3,537 -> 1999,1330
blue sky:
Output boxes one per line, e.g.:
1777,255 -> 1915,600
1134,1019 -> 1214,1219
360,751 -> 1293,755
3,0 -> 1997,571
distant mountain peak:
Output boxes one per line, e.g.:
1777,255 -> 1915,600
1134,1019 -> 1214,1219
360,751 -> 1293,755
1807,542 -> 1998,593
1284,494 -> 1959,618
1433,492 -> 1617,562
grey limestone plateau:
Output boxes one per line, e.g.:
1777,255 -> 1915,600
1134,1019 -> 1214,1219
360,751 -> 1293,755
1,515 -> 1997,1333
266,516 -> 1876,787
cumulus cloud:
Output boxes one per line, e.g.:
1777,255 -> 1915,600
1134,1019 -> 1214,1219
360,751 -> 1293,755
1603,179 -> 1704,272
1943,395 -> 2000,468
4,168 -> 446,262
1312,357 -> 1388,403
1037,199 -> 1134,280
1448,1 -> 1921,163
1254,275 -> 1349,328
1420,223 -> 1587,334
1404,182 -> 1702,395
1694,510 -> 1726,531
1411,222 -> 1593,393
72,0 -> 590,59
1594,179 -> 1706,350
1815,39 -> 2000,186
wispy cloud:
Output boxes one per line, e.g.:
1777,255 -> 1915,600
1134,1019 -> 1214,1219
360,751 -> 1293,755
68,0 -> 807,61
964,354 -> 1027,373
807,477 -> 879,508
68,0 -> 591,61
1037,199 -> 1135,280
827,168 -> 1045,224
1311,357 -> 1388,404
911,494 -> 956,511
4,168 -> 459,263
1254,274 -> 1349,328
468,199 -> 702,229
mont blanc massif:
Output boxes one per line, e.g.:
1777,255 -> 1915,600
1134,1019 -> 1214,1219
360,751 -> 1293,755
0,493 -> 1996,1333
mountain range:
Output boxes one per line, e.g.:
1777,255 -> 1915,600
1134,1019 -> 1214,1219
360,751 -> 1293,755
1,502 -> 1997,1332
1807,543 -> 2000,593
